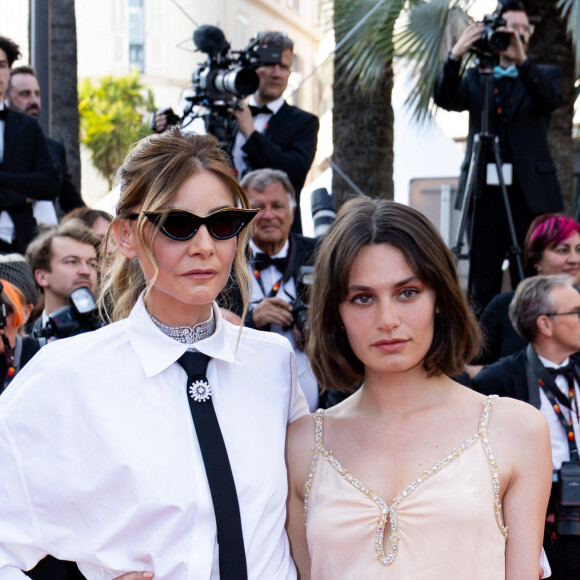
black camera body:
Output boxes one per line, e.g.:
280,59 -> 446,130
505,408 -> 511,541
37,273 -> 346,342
288,266 -> 314,340
555,462 -> 580,536
472,12 -> 511,59
37,287 -> 101,340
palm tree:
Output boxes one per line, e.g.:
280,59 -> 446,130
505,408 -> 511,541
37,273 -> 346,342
332,0 -> 578,210
78,72 -> 155,187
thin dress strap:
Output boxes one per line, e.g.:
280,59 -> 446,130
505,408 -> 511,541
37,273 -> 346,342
304,409 -> 325,522
479,395 -> 508,539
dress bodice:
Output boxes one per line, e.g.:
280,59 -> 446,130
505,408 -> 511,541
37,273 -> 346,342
304,396 -> 507,579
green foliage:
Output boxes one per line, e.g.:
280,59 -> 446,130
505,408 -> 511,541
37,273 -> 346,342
558,0 -> 580,77
78,71 -> 155,186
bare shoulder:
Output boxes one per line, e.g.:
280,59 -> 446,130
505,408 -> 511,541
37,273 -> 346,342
287,412 -> 317,449
486,396 -> 551,474
488,396 -> 549,439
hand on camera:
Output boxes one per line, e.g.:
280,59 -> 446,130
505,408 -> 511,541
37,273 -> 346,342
497,28 -> 527,66
450,22 -> 484,60
231,100 -> 256,138
251,297 -> 293,329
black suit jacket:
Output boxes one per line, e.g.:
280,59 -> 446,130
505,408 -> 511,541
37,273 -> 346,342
0,109 -> 59,252
471,345 -> 580,410
237,103 -> 319,232
219,233 -> 318,328
46,138 -> 85,216
434,56 -> 563,214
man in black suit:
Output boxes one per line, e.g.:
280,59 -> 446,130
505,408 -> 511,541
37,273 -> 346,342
471,274 -> 580,579
433,1 -> 563,314
238,168 -> 319,411
0,37 -> 59,255
154,32 -> 319,234
230,32 -> 319,233
7,66 -> 86,219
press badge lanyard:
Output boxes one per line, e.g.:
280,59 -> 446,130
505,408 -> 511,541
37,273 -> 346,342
251,239 -> 296,300
528,346 -> 580,462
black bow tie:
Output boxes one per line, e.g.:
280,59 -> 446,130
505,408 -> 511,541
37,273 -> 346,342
0,108 -> 7,121
249,105 -> 272,117
253,252 -> 288,273
548,363 -> 575,383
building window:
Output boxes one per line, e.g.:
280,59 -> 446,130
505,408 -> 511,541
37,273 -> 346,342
129,0 -> 145,73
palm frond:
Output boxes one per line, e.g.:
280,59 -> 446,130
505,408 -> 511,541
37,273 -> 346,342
557,0 -> 580,77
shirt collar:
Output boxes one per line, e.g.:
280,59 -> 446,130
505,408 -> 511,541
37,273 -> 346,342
538,354 -> 571,370
249,238 -> 289,259
248,95 -> 285,115
128,294 -> 239,378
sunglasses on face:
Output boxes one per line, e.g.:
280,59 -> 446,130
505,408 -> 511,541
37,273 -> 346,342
127,207 -> 258,241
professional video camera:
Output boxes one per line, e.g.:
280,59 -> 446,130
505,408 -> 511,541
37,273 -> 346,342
37,287 -> 101,340
470,9 -> 511,62
160,25 -> 283,150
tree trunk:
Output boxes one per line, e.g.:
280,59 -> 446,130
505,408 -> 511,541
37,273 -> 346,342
524,0 -> 575,213
332,68 -> 394,208
332,0 -> 394,209
49,0 -> 81,193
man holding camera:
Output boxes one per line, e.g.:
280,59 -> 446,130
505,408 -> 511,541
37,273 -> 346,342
433,0 -> 563,315
239,168 -> 319,411
471,275 -> 580,579
229,32 -> 319,234
26,220 -> 100,340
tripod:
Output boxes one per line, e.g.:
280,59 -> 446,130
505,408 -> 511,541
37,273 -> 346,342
452,56 -> 525,307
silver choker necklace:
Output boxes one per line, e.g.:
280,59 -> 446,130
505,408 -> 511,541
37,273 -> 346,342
149,311 -> 216,344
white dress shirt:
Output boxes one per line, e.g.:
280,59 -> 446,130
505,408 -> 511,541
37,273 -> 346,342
0,296 -> 308,579
249,239 -> 319,411
232,96 -> 285,179
538,354 -> 580,470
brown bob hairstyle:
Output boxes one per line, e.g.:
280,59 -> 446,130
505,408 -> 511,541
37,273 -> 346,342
307,197 -> 481,392
101,127 -> 253,322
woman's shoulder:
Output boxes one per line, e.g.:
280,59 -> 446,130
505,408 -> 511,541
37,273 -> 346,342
225,322 -> 294,353
487,395 -> 550,444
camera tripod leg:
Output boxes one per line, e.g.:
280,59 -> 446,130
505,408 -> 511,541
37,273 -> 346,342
491,137 -> 525,283
452,134 -> 484,265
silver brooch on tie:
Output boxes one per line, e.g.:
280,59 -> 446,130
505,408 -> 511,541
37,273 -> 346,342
188,379 -> 212,403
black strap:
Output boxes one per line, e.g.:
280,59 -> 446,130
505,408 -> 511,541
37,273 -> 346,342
178,351 -> 247,579
526,346 -> 580,462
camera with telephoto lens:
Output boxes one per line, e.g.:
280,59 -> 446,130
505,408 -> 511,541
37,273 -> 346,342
471,11 -> 511,58
157,26 -> 283,149
37,287 -> 101,340
554,462 -> 580,535
287,266 -> 314,343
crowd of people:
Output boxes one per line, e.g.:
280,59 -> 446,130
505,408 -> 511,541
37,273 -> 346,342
0,0 -> 580,578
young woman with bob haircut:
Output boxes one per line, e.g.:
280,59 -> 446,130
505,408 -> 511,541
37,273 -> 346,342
0,127 -> 308,579
286,197 -> 552,579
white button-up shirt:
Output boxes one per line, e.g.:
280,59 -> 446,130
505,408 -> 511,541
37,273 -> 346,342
0,296 -> 308,579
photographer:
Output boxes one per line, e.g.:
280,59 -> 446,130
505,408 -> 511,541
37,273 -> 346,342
433,0 -> 563,315
471,275 -> 580,579
237,169 -> 319,411
155,31 -> 319,234
25,220 -> 101,340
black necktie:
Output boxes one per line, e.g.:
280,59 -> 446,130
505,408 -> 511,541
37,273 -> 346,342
547,364 -> 576,410
253,252 -> 288,273
0,108 -> 7,121
249,105 -> 272,117
178,351 -> 247,579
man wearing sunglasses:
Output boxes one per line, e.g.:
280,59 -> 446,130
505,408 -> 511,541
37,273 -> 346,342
471,275 -> 580,579
434,0 -> 563,317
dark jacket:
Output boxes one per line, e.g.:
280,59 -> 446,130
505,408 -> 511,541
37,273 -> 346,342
433,56 -> 563,214
0,109 -> 59,252
46,137 -> 85,216
237,103 -> 319,233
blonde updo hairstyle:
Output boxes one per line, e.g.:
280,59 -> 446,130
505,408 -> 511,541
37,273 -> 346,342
101,128 -> 252,322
